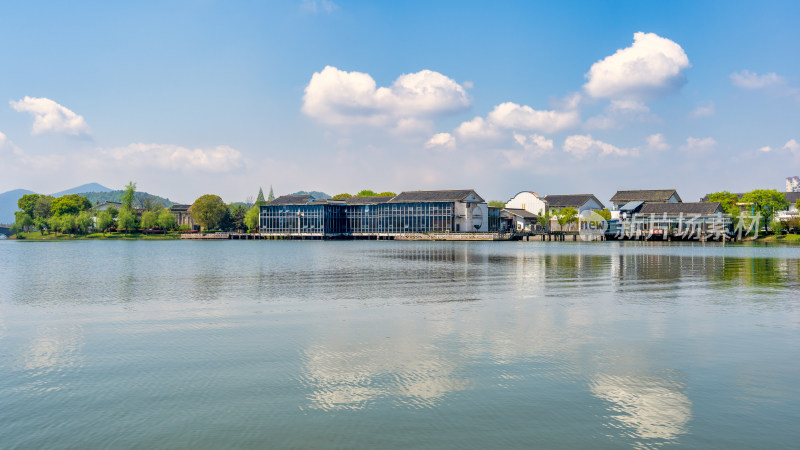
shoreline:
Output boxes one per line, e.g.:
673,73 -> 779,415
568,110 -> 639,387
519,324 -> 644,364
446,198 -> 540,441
7,231 -> 800,244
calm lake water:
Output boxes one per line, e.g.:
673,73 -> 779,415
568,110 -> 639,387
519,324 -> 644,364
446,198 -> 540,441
1,240 -> 799,449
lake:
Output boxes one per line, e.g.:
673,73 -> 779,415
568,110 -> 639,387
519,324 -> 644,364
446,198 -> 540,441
1,240 -> 799,449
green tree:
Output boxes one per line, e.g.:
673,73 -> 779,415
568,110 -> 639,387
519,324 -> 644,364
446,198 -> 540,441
596,209 -> 612,220
377,192 -> 397,197
796,198 -> 800,211
141,210 -> 159,229
117,208 -> 137,233
96,211 -> 114,235
536,211 -> 551,231
255,187 -> 267,206
76,211 -> 94,234
17,194 -> 41,217
356,190 -> 379,197
771,219 -> 786,235
52,194 -> 92,216
228,204 -> 247,231
267,185 -> 275,202
13,211 -> 34,233
706,191 -> 740,216
46,215 -> 60,236
245,205 -> 260,232
107,205 -> 119,218
741,189 -> 789,231
332,193 -> 352,200
555,207 -> 578,232
33,195 -> 54,219
33,216 -> 47,235
488,200 -> 505,208
121,181 -> 136,211
190,195 -> 228,231
58,214 -> 76,234
157,209 -> 177,231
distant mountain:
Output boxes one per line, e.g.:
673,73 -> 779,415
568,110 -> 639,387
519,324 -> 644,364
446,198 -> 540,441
0,184 -> 175,223
0,189 -> 36,223
51,183 -> 113,197
291,191 -> 331,200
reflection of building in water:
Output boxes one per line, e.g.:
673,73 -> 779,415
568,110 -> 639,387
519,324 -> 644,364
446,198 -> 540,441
590,374 -> 691,441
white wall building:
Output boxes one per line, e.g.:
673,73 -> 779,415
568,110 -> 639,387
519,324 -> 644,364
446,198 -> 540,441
786,176 -> 800,193
505,191 -> 547,216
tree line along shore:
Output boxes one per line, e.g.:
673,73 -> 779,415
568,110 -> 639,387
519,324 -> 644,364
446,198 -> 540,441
6,182 -> 800,241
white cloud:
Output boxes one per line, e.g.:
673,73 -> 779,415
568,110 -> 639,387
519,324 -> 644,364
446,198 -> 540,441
101,143 -> 244,172
0,131 -> 6,148
646,133 -> 670,151
454,99 -> 579,143
454,116 -> 501,141
730,70 -> 785,89
563,134 -> 632,158
487,102 -> 580,134
497,134 -> 554,168
584,32 -> 690,99
513,133 -> 553,152
10,97 -> 91,136
462,81 -> 474,89
680,137 -> 717,154
425,133 -> 456,150
758,146 -> 772,153
689,102 -> 715,118
302,0 -> 338,13
784,139 -> 799,154
302,66 -> 470,128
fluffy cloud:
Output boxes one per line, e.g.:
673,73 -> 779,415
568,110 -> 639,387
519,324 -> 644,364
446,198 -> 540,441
302,66 -> 470,128
454,100 -> 578,143
487,102 -> 580,133
563,134 -> 632,158
101,143 -> 244,172
730,70 -> 785,89
496,134 -> 554,168
0,131 -> 6,148
646,133 -> 670,151
680,137 -> 717,154
584,32 -> 690,99
424,133 -> 456,150
10,96 -> 90,136
784,139 -> 799,154
689,102 -> 715,118
758,146 -> 772,153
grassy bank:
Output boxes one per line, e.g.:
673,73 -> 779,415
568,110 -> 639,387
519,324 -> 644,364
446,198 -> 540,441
750,233 -> 800,243
12,231 -> 181,240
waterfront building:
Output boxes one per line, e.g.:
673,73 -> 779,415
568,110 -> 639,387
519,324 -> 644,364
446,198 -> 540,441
543,194 -> 605,213
505,191 -> 547,216
606,202 -> 732,241
259,189 -> 490,238
609,189 -> 681,210
169,204 -> 198,230
93,201 -> 122,212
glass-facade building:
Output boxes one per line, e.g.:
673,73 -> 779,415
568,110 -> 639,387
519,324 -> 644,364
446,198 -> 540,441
259,191 -> 495,237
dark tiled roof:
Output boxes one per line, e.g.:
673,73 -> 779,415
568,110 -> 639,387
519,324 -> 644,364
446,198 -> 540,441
268,195 -> 314,205
342,196 -> 394,205
169,204 -> 191,212
611,189 -> 681,203
638,202 -> 723,216
389,190 -> 484,203
544,194 -> 605,209
502,208 -> 538,219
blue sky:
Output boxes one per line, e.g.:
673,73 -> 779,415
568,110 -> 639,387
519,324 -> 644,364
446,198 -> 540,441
1,0 -> 798,204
